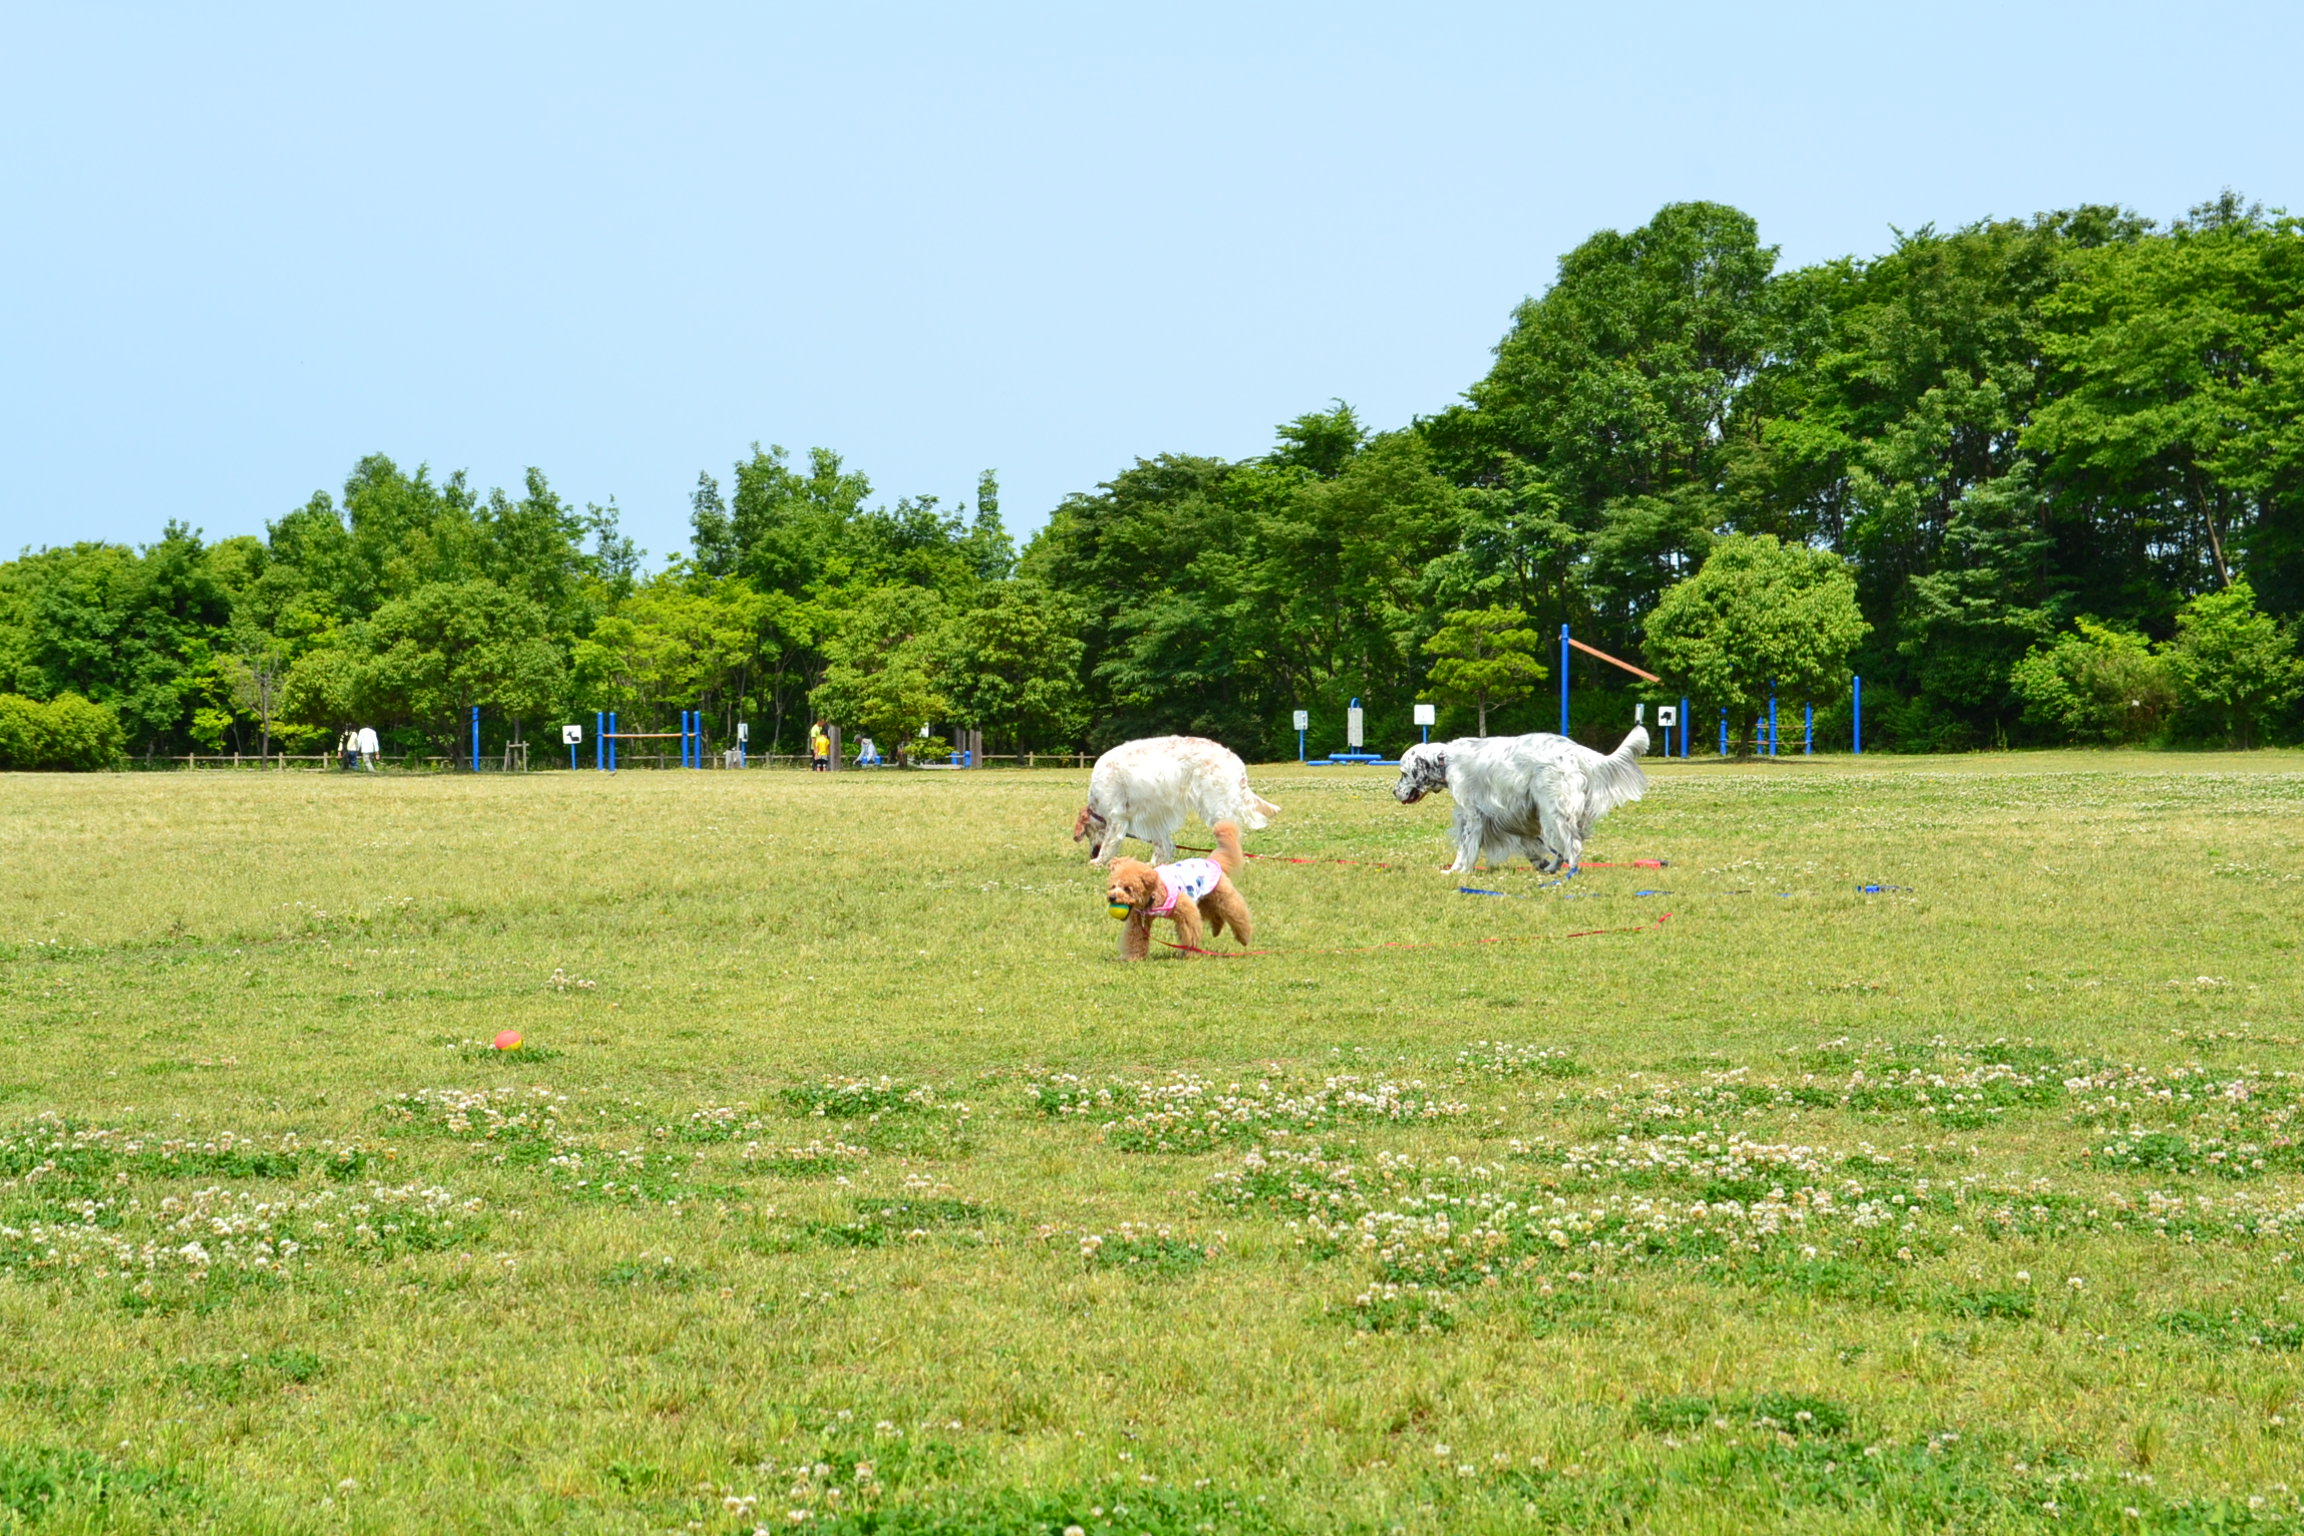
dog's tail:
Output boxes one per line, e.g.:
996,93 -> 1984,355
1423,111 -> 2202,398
1586,727 -> 1650,819
1209,820 -> 1244,876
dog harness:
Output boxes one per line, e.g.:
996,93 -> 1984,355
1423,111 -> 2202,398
1149,858 -> 1223,915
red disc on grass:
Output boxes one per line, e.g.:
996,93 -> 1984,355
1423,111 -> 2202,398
492,1030 -> 523,1052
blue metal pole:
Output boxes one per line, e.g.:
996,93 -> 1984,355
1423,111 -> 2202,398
608,711 -> 617,773
594,711 -> 602,771
1853,676 -> 1863,755
1297,728 -> 1305,763
1768,686 -> 1777,757
1805,703 -> 1814,755
1719,707 -> 1727,757
1680,696 -> 1689,758
471,705 -> 479,772
1559,625 -> 1570,736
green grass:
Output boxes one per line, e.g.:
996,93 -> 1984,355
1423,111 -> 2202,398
0,753 -> 2301,1532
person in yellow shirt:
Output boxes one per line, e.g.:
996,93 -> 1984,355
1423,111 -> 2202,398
810,722 -> 831,772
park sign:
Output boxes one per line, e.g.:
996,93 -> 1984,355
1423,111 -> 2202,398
562,724 -> 583,745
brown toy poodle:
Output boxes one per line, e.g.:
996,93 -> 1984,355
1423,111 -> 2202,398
1103,821 -> 1254,960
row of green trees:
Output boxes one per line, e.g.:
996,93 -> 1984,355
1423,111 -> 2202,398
3,193 -> 2300,765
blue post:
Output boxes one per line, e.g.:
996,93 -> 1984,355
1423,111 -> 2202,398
1680,696 -> 1689,758
594,711 -> 603,771
679,711 -> 687,769
1853,676 -> 1863,755
687,711 -> 696,769
1719,707 -> 1727,757
1297,726 -> 1305,763
1805,703 -> 1814,755
470,705 -> 480,772
1559,625 -> 1570,737
1768,686 -> 1777,758
608,711 -> 617,773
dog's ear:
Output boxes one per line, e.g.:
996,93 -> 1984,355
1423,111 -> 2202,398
1072,805 -> 1094,842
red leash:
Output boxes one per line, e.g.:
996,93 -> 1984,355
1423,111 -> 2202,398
1151,911 -> 1672,959
1173,845 -> 1667,872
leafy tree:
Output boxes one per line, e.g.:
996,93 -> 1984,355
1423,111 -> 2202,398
280,648 -> 362,739
2029,197 -> 2304,605
808,586 -> 950,753
1432,202 -> 1775,634
2008,621 -> 2175,744
1644,535 -> 1868,749
2167,579 -> 2302,747
938,581 -> 1089,752
359,580 -> 564,763
1422,606 -> 1547,735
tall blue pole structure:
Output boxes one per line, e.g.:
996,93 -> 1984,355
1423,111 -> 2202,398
594,711 -> 603,771
470,706 -> 480,772
1719,707 -> 1727,757
1853,677 -> 1863,755
1559,624 -> 1570,736
1805,703 -> 1814,755
608,711 -> 617,772
1680,696 -> 1689,758
1768,685 -> 1777,757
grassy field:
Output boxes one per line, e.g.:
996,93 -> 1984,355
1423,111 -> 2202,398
2,753 -> 2303,1534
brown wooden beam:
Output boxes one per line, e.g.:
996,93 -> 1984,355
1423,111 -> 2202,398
1566,636 -> 1661,685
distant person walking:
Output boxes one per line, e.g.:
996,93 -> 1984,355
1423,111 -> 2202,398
357,725 -> 380,772
338,730 -> 359,771
809,722 -> 832,772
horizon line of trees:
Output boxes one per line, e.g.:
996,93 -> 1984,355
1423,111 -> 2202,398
4,191 -> 2302,769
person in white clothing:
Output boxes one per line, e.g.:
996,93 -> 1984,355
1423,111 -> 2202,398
356,725 -> 380,771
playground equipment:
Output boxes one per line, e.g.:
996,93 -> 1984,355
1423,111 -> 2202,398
575,711 -> 708,770
1305,699 -> 1396,766
1558,625 -> 1662,738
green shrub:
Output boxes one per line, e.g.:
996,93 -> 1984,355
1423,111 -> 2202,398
2168,579 -> 2304,748
2008,621 -> 2175,744
0,693 -> 125,770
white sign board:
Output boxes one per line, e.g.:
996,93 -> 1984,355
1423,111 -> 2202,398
1346,706 -> 1365,749
1413,703 -> 1436,726
562,724 -> 583,746
736,722 -> 749,742
1656,706 -> 1678,728
1292,710 -> 1309,731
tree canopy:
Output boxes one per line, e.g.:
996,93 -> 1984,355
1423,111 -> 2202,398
7,195 -> 2301,766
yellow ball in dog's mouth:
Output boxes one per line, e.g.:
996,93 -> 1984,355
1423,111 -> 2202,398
1106,901 -> 1132,920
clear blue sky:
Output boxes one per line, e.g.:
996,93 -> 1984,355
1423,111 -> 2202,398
4,1 -> 2298,564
